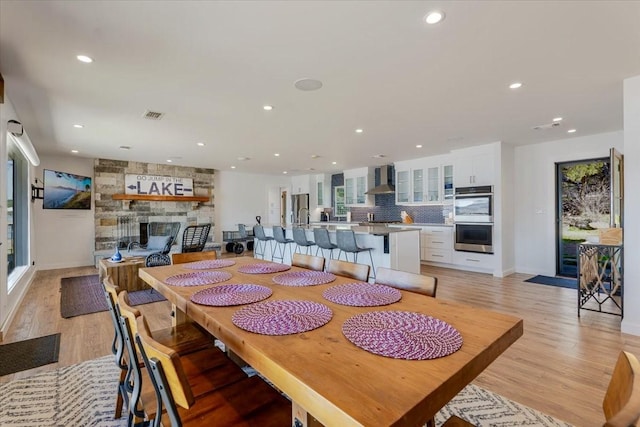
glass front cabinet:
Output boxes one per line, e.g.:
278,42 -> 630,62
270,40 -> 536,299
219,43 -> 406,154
395,157 -> 453,205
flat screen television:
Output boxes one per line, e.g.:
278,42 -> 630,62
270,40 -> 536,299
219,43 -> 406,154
43,169 -> 92,210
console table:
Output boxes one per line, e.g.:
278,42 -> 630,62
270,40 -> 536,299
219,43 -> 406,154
577,243 -> 623,317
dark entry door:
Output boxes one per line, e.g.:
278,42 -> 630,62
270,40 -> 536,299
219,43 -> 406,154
556,157 -> 610,277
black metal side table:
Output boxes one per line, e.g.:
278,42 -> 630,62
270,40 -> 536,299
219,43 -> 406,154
577,242 -> 623,317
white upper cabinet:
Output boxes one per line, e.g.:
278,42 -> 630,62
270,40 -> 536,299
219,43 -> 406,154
291,175 -> 311,195
344,167 -> 374,206
395,156 -> 452,205
315,174 -> 330,207
454,147 -> 495,187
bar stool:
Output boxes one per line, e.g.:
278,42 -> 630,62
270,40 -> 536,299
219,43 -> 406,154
336,229 -> 375,280
272,225 -> 294,263
314,228 -> 338,260
252,225 -> 274,260
292,227 -> 315,255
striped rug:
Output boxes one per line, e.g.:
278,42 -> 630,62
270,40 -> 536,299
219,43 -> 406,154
0,356 -> 571,426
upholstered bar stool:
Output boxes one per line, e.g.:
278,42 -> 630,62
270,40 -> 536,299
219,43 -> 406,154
292,227 -> 315,255
313,228 -> 338,261
272,225 -> 294,263
252,225 -> 274,260
336,229 -> 375,280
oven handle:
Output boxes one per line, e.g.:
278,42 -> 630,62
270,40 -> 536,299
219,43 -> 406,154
453,193 -> 493,198
454,222 -> 494,225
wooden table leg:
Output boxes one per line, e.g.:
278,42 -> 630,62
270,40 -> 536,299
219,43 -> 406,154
293,402 -> 324,427
171,303 -> 187,327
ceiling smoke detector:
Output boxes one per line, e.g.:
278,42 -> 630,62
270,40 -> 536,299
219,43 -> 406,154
143,110 -> 164,120
532,122 -> 561,131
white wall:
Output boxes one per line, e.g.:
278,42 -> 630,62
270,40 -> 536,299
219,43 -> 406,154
34,155 -> 95,269
622,76 -> 640,335
213,170 -> 290,243
513,131 -> 624,275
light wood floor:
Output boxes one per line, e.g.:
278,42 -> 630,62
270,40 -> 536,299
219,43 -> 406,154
2,261 -> 637,426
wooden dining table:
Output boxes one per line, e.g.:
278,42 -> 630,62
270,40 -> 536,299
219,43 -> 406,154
139,256 -> 523,427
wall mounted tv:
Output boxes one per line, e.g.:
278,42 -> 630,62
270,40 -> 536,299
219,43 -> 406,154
43,169 -> 92,210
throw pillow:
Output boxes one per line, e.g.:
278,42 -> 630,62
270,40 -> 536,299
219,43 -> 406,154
146,235 -> 171,251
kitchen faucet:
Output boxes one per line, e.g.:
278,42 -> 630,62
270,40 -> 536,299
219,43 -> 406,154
297,207 -> 309,225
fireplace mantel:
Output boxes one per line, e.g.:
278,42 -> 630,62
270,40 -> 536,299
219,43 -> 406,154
112,194 -> 209,209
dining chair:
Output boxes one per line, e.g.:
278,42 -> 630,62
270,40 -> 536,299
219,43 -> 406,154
172,251 -> 217,265
180,223 -> 211,253
327,259 -> 370,282
375,267 -> 438,297
292,227 -> 315,255
252,225 -> 274,260
336,229 -> 375,279
292,253 -> 325,271
135,315 -> 292,427
272,225 -> 294,263
101,277 -> 127,420
117,293 -> 248,423
602,351 -> 640,427
313,227 -> 338,260
145,252 -> 172,267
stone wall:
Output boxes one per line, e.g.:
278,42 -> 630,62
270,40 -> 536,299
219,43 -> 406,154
94,158 -> 215,252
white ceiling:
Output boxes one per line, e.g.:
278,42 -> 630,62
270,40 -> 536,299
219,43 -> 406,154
1,1 -> 639,175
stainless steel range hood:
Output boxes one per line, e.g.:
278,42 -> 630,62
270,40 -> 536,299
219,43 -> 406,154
365,165 -> 395,195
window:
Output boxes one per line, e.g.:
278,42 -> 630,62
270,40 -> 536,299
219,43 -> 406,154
7,134 -> 30,289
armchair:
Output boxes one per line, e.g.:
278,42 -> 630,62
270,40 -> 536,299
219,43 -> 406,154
128,222 -> 181,257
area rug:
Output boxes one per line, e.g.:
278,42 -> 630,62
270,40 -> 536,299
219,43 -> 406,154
0,355 -> 572,427
0,333 -> 61,377
60,275 -> 166,318
524,275 -> 577,289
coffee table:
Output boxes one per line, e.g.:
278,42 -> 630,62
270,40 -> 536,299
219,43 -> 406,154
98,256 -> 149,292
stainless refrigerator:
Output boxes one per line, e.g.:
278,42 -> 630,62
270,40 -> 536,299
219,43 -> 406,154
291,194 -> 310,224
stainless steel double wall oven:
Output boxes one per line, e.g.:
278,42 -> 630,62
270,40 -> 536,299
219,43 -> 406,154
453,185 -> 493,254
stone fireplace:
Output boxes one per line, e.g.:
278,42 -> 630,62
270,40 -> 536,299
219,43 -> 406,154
94,159 -> 215,253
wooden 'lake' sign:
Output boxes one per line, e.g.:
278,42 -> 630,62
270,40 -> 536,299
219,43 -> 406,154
125,174 -> 194,197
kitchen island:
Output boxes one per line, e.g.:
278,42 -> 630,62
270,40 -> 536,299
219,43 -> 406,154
258,224 -> 420,276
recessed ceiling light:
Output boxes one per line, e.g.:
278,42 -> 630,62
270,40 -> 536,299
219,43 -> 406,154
230,166 -> 236,169
274,153 -> 280,157
166,159 -> 173,163
567,129 -> 577,133
73,124 -> 84,128
76,55 -> 93,63
283,171 -> 288,174
509,82 -> 523,89
355,128 -> 364,134
294,78 -> 323,91
311,154 -> 320,159
373,154 -> 386,158
197,142 -> 205,147
553,117 -> 563,122
237,156 -> 250,161
263,105 -> 273,111
119,145 -> 131,150
71,149 -> 79,154
332,161 -> 337,165
425,11 -> 445,25
416,144 -> 423,148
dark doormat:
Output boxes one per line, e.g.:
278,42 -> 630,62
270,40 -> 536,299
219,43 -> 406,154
524,275 -> 577,289
0,333 -> 61,376
60,274 -> 166,318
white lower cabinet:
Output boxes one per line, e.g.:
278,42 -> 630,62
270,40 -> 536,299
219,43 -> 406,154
420,226 -> 453,263
451,251 -> 494,270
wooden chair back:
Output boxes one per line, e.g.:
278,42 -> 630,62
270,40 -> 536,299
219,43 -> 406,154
375,267 -> 438,297
117,291 -> 143,347
603,351 -> 640,427
327,259 -> 370,282
292,253 -> 325,271
172,251 -> 217,264
135,315 -> 195,410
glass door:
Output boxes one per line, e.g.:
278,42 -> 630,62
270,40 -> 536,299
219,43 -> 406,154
556,157 -> 610,277
334,186 -> 347,218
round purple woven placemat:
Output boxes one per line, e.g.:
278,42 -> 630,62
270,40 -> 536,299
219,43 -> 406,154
342,311 -> 463,360
232,300 -> 333,335
190,284 -> 272,306
322,283 -> 401,307
184,259 -> 236,270
165,271 -> 232,287
272,270 -> 336,287
237,262 -> 291,274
